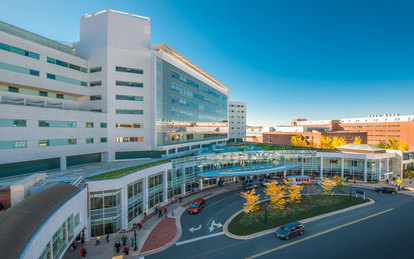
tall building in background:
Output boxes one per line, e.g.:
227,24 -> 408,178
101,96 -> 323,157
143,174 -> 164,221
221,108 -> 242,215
0,9 -> 229,177
228,101 -> 246,142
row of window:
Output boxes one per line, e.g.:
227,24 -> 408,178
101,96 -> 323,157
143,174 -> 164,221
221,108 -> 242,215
47,57 -> 87,73
47,73 -> 87,87
0,119 -> 145,129
230,116 -> 245,119
229,104 -> 245,108
170,83 -> 227,109
4,85 -> 77,101
89,66 -> 144,74
0,61 -> 39,77
116,109 -> 144,115
0,42 -> 39,59
230,121 -> 245,124
230,110 -> 245,113
0,137 -> 147,149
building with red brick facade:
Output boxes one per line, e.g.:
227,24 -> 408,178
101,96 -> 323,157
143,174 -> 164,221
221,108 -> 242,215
263,131 -> 367,146
290,114 -> 414,149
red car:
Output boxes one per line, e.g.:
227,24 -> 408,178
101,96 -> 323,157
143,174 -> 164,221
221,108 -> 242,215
188,198 -> 206,214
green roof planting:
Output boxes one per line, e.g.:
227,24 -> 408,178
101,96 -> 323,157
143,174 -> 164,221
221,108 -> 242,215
86,159 -> 171,180
0,21 -> 75,55
336,144 -> 385,152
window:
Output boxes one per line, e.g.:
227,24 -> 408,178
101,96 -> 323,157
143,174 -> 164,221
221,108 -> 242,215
90,66 -> 102,73
100,137 -> 107,143
115,137 -> 144,143
86,122 -> 94,128
39,140 -> 50,147
11,120 -> 26,127
0,42 -> 39,59
90,80 -> 102,87
56,94 -> 64,99
68,139 -> 77,145
86,138 -> 94,144
74,213 -> 81,227
47,57 -> 87,73
39,91 -> 48,97
13,140 -> 27,148
47,73 -> 56,80
8,86 -> 18,93
116,123 -> 143,128
100,122 -> 107,128
116,95 -> 143,101
116,81 -> 143,88
46,73 -> 87,86
39,120 -> 50,127
116,66 -> 143,74
29,69 -> 39,76
90,95 -> 102,100
116,109 -> 144,115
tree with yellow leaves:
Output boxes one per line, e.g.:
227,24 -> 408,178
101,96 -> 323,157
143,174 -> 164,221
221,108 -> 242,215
319,136 -> 333,149
241,189 -> 260,217
320,178 -> 335,196
264,182 -> 286,212
283,178 -> 294,193
332,137 -> 347,148
333,175 -> 345,193
288,184 -> 303,210
374,137 -> 409,151
290,135 -> 307,147
308,140 -> 317,148
353,137 -> 362,144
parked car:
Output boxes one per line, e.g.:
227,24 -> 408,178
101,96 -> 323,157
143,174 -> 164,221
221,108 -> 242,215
275,222 -> 305,240
375,187 -> 397,194
243,184 -> 259,191
188,198 -> 206,214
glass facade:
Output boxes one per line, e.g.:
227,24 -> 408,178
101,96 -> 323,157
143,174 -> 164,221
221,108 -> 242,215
90,190 -> 122,237
39,214 -> 76,259
127,179 -> 143,223
148,172 -> 164,209
155,57 -> 228,147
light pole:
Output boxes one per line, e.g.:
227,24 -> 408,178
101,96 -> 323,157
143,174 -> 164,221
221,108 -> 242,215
264,203 -> 267,224
349,185 -> 352,202
133,223 -> 138,251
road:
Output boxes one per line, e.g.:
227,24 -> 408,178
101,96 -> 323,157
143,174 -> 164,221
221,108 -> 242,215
147,185 -> 414,258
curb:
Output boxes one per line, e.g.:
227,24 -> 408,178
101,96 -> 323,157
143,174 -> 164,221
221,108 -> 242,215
223,196 -> 375,240
138,188 -> 230,256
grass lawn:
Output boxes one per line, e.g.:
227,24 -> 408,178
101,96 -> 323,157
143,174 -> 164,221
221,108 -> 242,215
228,195 -> 369,236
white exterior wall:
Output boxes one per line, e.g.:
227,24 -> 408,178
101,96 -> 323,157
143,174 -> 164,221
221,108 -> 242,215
21,187 -> 88,259
75,11 -> 153,161
229,101 -> 246,141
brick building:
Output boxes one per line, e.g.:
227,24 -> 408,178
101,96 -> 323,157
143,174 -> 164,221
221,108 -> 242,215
263,131 -> 367,146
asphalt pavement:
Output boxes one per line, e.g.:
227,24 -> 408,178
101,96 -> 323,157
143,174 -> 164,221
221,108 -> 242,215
148,185 -> 414,259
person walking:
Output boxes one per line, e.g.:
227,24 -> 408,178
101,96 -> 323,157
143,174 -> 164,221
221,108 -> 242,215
163,206 -> 167,216
122,235 -> 127,246
96,236 -> 101,245
155,206 -> 159,216
138,220 -> 143,230
115,241 -> 121,253
171,208 -> 174,217
80,247 -> 87,257
72,240 -> 77,250
106,234 -> 109,243
179,196 -> 182,203
144,209 -> 147,218
158,208 -> 163,217
123,245 -> 130,255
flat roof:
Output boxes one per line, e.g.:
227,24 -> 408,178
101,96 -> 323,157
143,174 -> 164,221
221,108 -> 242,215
81,8 -> 150,21
0,21 -> 75,55
198,164 -> 298,177
0,183 -> 80,258
152,43 -> 230,91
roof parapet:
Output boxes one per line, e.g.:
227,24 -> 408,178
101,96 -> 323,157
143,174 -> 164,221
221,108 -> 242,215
152,43 -> 230,91
81,9 -> 150,21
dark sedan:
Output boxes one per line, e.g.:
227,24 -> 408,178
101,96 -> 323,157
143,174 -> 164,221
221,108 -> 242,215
243,184 -> 259,191
375,187 -> 397,194
275,222 -> 305,240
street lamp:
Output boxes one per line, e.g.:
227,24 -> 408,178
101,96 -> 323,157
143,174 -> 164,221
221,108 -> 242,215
264,203 -> 267,224
133,223 -> 138,251
349,185 -> 352,202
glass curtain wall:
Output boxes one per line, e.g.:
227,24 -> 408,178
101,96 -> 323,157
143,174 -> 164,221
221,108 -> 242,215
90,190 -> 121,237
155,57 -> 228,147
39,214 -> 75,259
127,179 -> 143,223
148,172 -> 164,209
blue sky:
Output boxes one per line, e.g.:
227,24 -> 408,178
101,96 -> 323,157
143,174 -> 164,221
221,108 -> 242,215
1,0 -> 413,126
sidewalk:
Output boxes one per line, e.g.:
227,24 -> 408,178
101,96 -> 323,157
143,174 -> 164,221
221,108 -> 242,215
63,183 -> 238,259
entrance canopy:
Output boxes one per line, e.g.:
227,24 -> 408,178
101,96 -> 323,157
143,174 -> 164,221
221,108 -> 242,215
197,164 -> 298,178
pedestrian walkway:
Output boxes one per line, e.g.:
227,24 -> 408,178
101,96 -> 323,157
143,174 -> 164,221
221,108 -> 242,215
63,183 -> 237,259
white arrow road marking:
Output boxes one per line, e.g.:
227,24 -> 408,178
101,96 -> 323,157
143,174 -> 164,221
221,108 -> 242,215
208,220 -> 223,232
176,232 -> 224,246
188,224 -> 201,233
